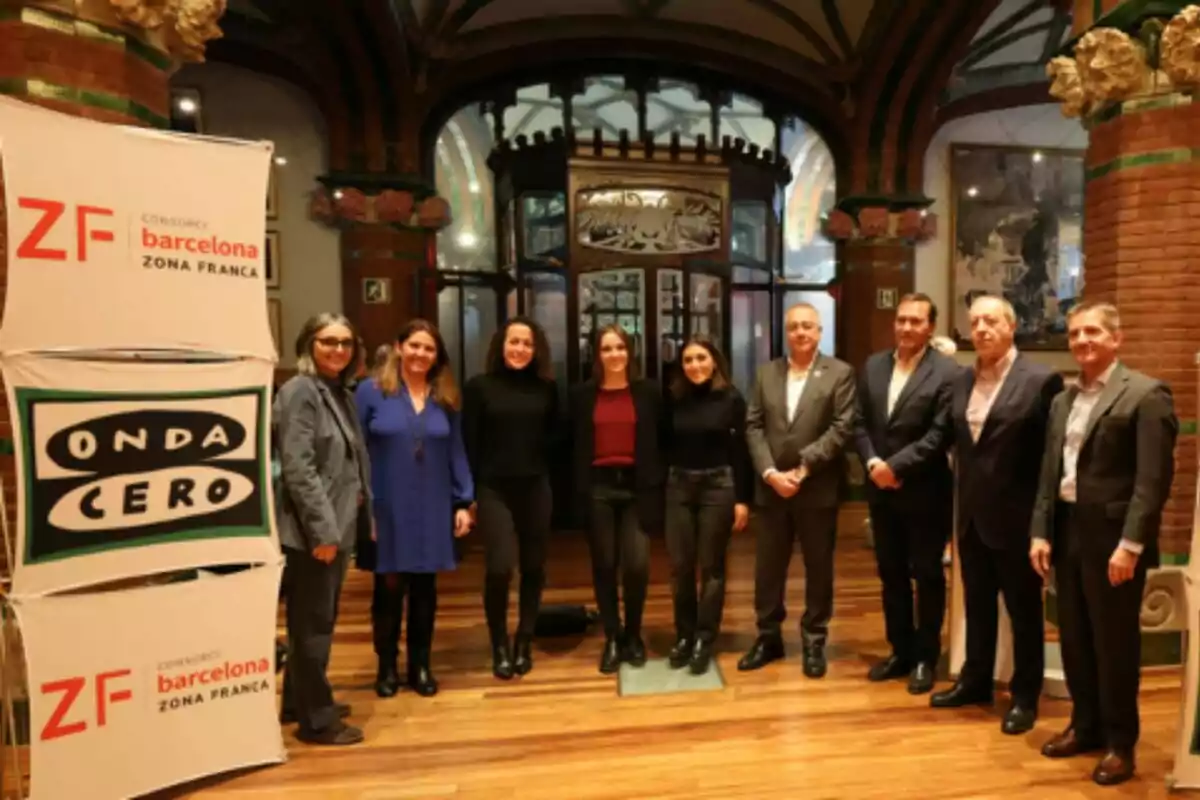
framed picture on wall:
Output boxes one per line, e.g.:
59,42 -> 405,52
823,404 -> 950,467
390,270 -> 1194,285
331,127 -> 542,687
267,298 -> 282,357
265,231 -> 281,289
948,144 -> 1084,350
266,162 -> 279,220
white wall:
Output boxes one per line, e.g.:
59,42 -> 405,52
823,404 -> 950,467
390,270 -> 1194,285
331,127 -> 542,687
917,104 -> 1087,371
172,62 -> 341,368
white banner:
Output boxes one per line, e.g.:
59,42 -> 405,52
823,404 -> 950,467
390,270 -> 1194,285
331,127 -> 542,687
0,96 -> 275,358
2,354 -> 278,596
13,563 -> 287,799
1171,360 -> 1200,787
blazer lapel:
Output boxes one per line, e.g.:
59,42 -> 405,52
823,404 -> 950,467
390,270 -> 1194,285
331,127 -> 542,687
315,379 -> 355,447
788,355 -> 827,432
1081,363 -> 1129,447
888,349 -> 935,423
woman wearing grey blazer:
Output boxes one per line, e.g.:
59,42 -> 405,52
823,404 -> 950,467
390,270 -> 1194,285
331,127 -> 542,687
275,313 -> 370,746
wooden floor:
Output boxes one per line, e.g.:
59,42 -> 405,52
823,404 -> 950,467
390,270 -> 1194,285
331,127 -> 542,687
163,508 -> 1188,799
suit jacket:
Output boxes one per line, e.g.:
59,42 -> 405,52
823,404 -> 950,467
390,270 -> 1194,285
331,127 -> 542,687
1029,362 -> 1177,565
274,374 -> 371,552
568,378 -> 666,534
953,354 -> 1063,550
853,347 -> 958,511
746,354 -> 857,508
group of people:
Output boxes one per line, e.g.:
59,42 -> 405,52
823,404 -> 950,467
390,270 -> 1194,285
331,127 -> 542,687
272,292 -> 1176,789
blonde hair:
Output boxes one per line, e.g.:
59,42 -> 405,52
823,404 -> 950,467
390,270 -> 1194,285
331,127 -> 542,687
378,319 -> 461,410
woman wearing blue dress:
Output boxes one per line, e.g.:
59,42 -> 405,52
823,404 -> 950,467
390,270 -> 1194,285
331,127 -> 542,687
355,319 -> 474,699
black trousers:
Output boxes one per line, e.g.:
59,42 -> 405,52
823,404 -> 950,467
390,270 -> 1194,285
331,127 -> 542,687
754,499 -> 839,644
1055,504 -> 1146,750
372,572 -> 437,666
586,467 -> 649,638
665,467 -> 735,644
282,547 -> 347,734
478,475 -> 552,643
870,502 -> 949,666
959,521 -> 1045,706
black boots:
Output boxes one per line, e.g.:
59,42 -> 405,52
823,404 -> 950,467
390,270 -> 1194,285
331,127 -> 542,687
492,640 -> 515,680
375,657 -> 401,698
407,650 -> 438,697
513,634 -> 534,675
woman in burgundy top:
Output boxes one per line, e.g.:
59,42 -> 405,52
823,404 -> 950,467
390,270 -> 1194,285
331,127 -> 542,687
569,325 -> 665,674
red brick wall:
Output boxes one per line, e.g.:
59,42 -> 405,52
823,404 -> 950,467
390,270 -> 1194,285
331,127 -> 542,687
1083,102 -> 1200,557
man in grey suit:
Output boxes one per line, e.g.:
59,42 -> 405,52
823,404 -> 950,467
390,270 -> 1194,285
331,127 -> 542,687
1030,301 -> 1177,786
739,302 -> 856,678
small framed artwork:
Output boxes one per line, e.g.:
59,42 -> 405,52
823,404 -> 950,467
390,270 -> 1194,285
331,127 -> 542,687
265,231 -> 281,289
266,162 -> 279,220
363,277 -> 392,305
267,298 -> 282,356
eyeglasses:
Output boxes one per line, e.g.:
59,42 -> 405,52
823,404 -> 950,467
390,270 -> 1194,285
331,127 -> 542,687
316,337 -> 355,350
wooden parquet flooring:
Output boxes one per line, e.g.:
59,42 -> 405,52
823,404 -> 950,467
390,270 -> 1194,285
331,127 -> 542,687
158,507 -> 1188,799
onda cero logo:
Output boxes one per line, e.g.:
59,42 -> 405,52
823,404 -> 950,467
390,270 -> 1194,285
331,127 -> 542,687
19,389 -> 268,563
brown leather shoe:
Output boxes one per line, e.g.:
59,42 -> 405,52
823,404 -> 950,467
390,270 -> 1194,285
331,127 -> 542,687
1093,750 -> 1135,786
1041,727 -> 1103,759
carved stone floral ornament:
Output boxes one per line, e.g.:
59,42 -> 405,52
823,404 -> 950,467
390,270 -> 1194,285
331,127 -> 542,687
1048,5 -> 1200,119
820,206 -> 937,244
309,187 -> 454,231
107,0 -> 227,62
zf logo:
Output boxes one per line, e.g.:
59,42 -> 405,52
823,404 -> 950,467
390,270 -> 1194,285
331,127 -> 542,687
40,670 -> 132,741
15,198 -> 115,262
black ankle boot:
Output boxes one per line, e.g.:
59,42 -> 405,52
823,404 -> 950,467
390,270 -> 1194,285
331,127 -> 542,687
668,638 -> 694,670
492,641 -> 515,680
375,657 -> 400,698
513,634 -> 534,676
623,633 -> 647,667
407,652 -> 438,697
599,636 -> 622,675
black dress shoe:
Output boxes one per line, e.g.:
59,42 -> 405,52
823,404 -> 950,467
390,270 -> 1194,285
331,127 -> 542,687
668,638 -> 694,670
407,664 -> 439,697
737,636 -> 784,671
907,663 -> 935,695
599,637 -> 622,674
296,721 -> 363,746
1041,727 -> 1103,759
1001,704 -> 1037,735
802,642 -> 827,679
513,634 -> 534,676
1093,749 -> 1135,786
689,640 -> 713,675
279,702 -> 349,726
492,642 -> 515,680
624,634 -> 647,667
930,681 -> 992,708
375,658 -> 401,698
867,654 -> 910,682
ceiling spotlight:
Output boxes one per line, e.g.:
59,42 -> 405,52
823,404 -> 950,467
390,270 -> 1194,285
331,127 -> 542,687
333,189 -> 344,200
966,186 -> 979,198
1032,151 -> 1044,163
456,231 -> 479,249
468,180 -> 481,194
274,156 -> 288,166
176,97 -> 197,114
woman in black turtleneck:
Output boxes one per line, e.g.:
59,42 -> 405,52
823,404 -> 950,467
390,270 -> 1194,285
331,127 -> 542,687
664,336 -> 753,675
462,317 -> 559,679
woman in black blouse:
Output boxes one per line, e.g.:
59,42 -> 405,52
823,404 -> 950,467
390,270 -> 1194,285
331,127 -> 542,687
664,336 -> 753,675
463,317 -> 559,679
568,325 -> 665,674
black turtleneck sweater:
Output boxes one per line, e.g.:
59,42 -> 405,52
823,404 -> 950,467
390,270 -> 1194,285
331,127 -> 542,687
462,368 -> 559,484
667,383 -> 754,504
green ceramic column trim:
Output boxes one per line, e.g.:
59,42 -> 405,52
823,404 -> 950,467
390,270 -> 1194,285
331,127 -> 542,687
345,250 -> 428,260
0,438 -> 12,456
1084,147 -> 1200,181
1161,552 -> 1191,566
0,77 -> 168,126
0,5 -> 172,72
1180,419 -> 1198,435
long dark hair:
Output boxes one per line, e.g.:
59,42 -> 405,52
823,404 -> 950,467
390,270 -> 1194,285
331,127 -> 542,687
669,335 -> 732,399
592,324 -> 640,384
485,316 -> 555,381
378,319 -> 461,410
294,312 -> 361,388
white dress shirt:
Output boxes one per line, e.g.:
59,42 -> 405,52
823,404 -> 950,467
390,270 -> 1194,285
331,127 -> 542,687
868,348 -> 926,471
966,346 -> 1018,443
764,359 -> 813,479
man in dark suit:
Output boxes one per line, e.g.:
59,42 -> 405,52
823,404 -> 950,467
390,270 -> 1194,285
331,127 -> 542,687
854,293 -> 958,694
740,302 -> 856,678
1030,301 -> 1176,786
930,294 -> 1062,735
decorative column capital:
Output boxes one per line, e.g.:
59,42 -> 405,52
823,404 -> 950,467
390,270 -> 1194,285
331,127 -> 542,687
1049,3 -> 1200,119
103,0 -> 228,63
821,195 -> 937,245
309,172 -> 453,231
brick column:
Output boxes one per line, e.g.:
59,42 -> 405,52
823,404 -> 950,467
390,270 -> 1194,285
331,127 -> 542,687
824,200 -> 937,370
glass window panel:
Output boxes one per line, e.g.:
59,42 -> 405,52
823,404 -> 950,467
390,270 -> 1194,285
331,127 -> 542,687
719,93 -> 775,151
524,272 -> 568,392
689,273 -> 723,339
781,121 -> 837,282
521,193 -> 567,262
437,287 -> 464,385
572,76 -> 638,138
783,290 -> 836,356
503,84 -> 564,141
646,80 -> 710,145
732,201 -> 770,283
658,268 -> 684,371
435,105 -> 496,272
731,289 -> 772,394
463,286 -> 499,380
579,269 -> 645,380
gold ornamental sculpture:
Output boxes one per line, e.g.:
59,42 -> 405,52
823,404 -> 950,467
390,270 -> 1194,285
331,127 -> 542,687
106,0 -> 228,62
